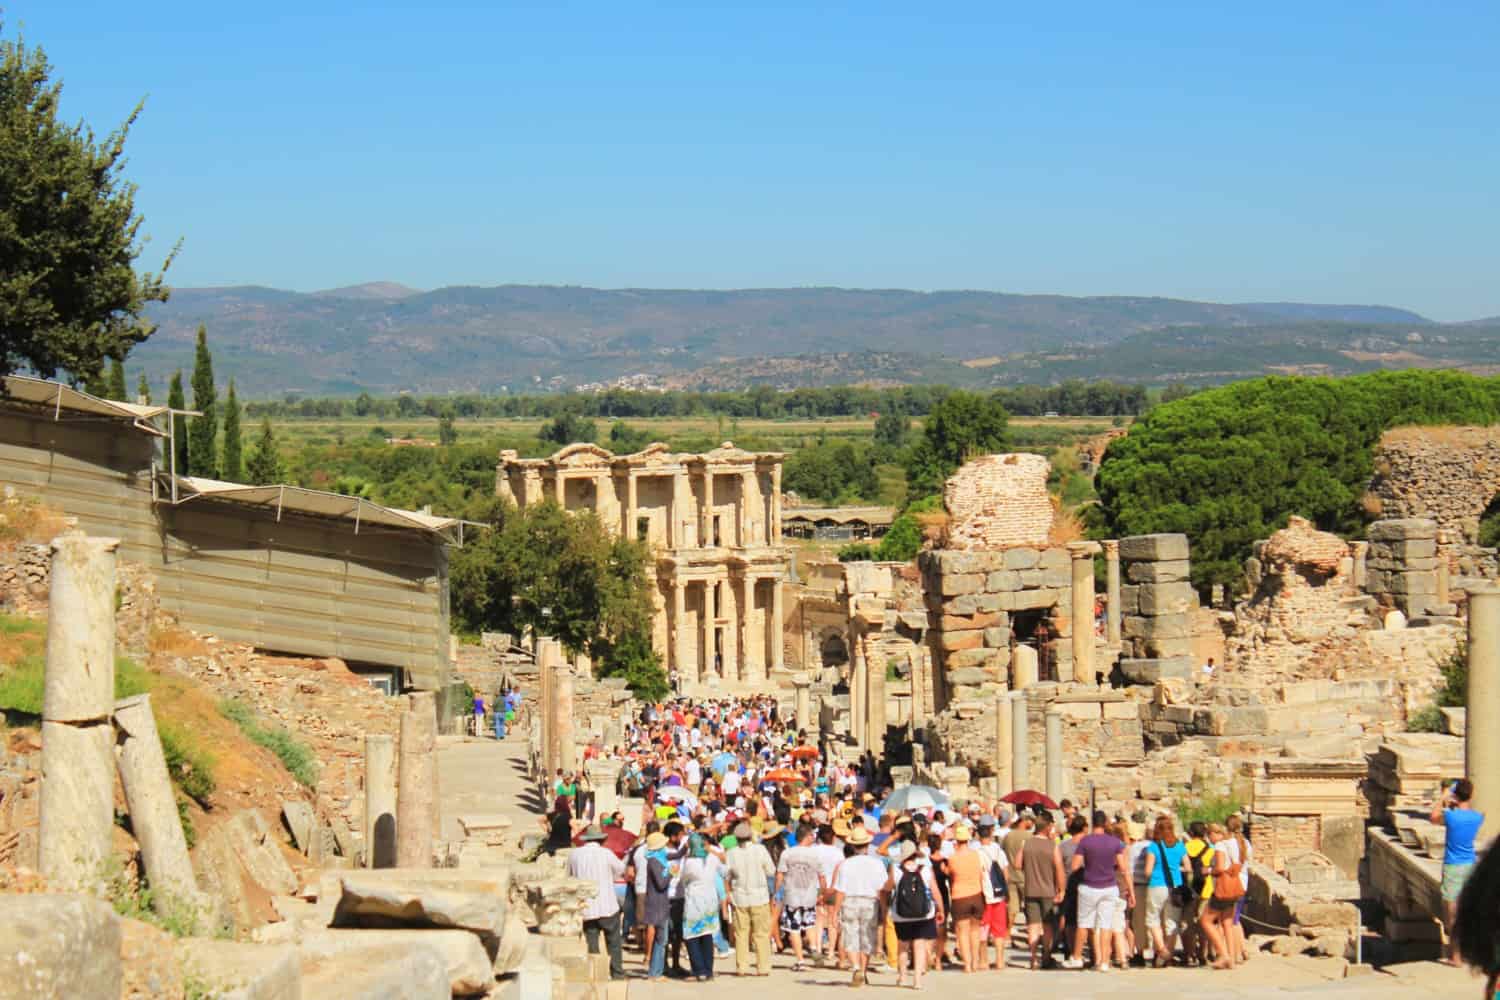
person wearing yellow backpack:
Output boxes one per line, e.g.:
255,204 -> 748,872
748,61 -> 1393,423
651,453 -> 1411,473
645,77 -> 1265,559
1180,821 -> 1215,966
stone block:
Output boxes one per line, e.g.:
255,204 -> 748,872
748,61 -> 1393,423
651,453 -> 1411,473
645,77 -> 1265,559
939,629 -> 984,652
1389,571 -> 1437,595
1009,588 -> 1060,611
1120,657 -> 1193,684
1003,548 -> 1040,570
1440,707 -> 1466,736
298,930 -> 493,995
333,876 -> 507,955
1292,902 -> 1358,930
982,627 -> 1011,648
844,561 -> 893,597
1119,533 -> 1190,562
942,592 -> 1003,616
1137,582 -> 1197,616
944,648 -> 997,669
986,570 -> 1021,591
1102,700 -> 1139,720
1367,519 -> 1437,542
940,611 -> 1004,631
180,939 -> 302,1000
1125,559 -> 1191,584
1122,613 -> 1191,640
301,942 -> 449,1000
1054,701 -> 1102,721
0,893 -> 121,999
1038,548 -> 1069,571
946,667 -> 996,687
1320,816 -> 1366,881
939,573 -> 985,597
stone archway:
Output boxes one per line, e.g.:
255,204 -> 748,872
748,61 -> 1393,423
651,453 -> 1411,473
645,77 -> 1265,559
819,629 -> 849,671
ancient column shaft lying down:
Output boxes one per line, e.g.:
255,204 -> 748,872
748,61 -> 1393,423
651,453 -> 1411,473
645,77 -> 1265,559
364,734 -> 397,868
397,692 -> 438,868
39,533 -> 119,890
114,694 -> 203,914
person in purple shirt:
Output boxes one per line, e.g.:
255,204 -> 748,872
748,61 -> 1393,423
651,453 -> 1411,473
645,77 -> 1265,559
1066,811 -> 1133,971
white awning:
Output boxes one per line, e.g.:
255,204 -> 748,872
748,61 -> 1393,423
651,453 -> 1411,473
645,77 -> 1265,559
166,476 -> 467,540
2,374 -> 178,434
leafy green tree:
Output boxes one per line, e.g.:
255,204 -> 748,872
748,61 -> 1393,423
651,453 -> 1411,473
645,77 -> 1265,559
873,403 -> 910,450
874,513 -> 923,561
783,441 -> 879,504
106,358 -> 127,400
220,380 -> 243,482
166,371 -> 188,475
135,372 -> 150,404
608,420 -> 652,454
437,409 -> 457,447
538,413 -> 596,446
245,418 -> 283,485
904,390 -> 1010,497
188,326 -> 217,478
837,542 -> 875,562
354,392 -> 373,416
0,26 -> 175,383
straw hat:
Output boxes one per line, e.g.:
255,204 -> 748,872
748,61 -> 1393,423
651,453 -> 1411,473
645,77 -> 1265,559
760,821 -> 785,839
832,816 -> 853,840
645,832 -> 668,850
578,826 -> 608,842
846,826 -> 873,847
953,823 -> 973,842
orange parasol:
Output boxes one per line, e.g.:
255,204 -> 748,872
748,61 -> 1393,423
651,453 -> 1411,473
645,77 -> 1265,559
789,745 -> 820,760
765,768 -> 803,782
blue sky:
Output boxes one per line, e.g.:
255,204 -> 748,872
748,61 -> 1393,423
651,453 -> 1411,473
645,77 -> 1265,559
9,2 -> 1499,320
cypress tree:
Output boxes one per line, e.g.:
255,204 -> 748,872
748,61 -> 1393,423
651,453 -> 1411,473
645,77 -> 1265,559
245,418 -> 282,485
166,371 -> 188,475
106,358 -> 127,400
221,380 -> 243,482
136,372 -> 151,404
188,325 -> 217,478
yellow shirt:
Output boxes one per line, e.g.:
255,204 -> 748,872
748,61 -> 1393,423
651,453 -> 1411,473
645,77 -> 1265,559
1186,838 -> 1216,899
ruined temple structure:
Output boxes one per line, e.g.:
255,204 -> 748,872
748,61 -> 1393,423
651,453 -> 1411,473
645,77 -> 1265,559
1367,425 -> 1500,579
497,442 -> 790,690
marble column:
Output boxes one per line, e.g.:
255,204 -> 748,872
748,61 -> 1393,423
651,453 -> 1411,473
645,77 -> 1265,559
626,472 -> 638,540
993,686 -> 1012,793
114,694 -> 204,915
1010,693 -> 1029,791
793,675 -> 812,734
1044,708 -> 1064,800
702,580 -> 716,679
1351,541 -> 1369,591
702,469 -> 715,546
538,638 -> 554,776
741,469 -> 757,545
553,473 -> 565,506
850,638 -> 866,750
396,691 -> 437,868
673,471 -> 691,547
39,534 -> 118,891
771,578 -> 785,671
1012,644 -> 1038,690
555,667 -> 577,773
909,649 -> 928,730
673,582 -> 690,683
770,464 -> 783,539
363,734 -> 397,868
865,636 -> 886,756
1068,541 -> 1102,684
1467,584 -> 1500,843
1103,540 -> 1122,646
722,576 -> 740,681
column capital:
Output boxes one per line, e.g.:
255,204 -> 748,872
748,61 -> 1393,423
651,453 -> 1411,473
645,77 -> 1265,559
1066,540 -> 1102,559
1101,539 -> 1119,558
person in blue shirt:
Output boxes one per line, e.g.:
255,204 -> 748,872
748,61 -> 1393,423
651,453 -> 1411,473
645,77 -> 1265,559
1430,778 -> 1484,968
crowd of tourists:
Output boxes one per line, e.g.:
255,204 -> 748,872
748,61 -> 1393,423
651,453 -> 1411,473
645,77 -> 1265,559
537,695 -> 1315,987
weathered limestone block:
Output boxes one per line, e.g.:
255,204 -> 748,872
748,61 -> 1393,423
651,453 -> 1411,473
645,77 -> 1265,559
1120,657 -> 1193,684
941,592 -> 1003,615
298,929 -> 493,996
0,893 -> 122,999
944,648 -> 997,670
1367,519 -> 1437,541
1122,612 -> 1192,640
939,573 -> 986,597
940,611 -> 1005,631
333,876 -> 507,956
301,942 -> 449,1000
939,629 -> 984,652
1118,533 -> 1190,562
180,939 -> 302,1000
1003,548 -> 1040,570
1137,582 -> 1197,617
985,570 -> 1021,591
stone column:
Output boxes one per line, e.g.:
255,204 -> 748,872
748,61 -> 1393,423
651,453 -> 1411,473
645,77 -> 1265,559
1436,557 -> 1451,608
39,533 -> 118,891
850,639 -> 866,750
672,582 -> 690,683
1012,644 -> 1038,690
364,734 -> 397,868
771,464 -> 782,539
113,694 -> 203,913
993,686 -> 1012,792
702,469 -> 715,546
1467,585 -> 1500,843
793,674 -> 812,733
673,471 -> 690,548
1068,541 -> 1102,684
1010,693 -> 1029,791
1351,541 -> 1369,591
625,472 -> 638,540
1044,708 -> 1064,800
396,691 -> 438,868
722,576 -> 740,681
771,578 -> 785,671
522,469 -> 543,506
865,636 -> 886,756
741,469 -> 756,545
555,667 -> 577,773
553,473 -> 565,506
1103,540 -> 1122,646
538,639 -> 554,776
702,581 -> 716,679
588,759 -> 622,820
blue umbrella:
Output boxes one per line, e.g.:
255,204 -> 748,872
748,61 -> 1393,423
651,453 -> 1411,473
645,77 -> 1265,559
882,785 -> 952,813
711,751 -> 738,775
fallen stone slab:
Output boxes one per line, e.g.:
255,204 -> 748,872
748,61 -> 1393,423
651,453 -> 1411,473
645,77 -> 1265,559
301,942 -> 449,1000
0,893 -> 121,999
457,814 -> 514,845
299,929 -> 493,996
317,866 -> 511,905
282,800 -> 318,856
333,875 -> 506,956
179,939 -> 301,1000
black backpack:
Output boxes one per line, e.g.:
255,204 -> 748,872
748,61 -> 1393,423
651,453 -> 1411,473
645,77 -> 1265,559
894,868 -> 930,919
987,858 -> 1008,900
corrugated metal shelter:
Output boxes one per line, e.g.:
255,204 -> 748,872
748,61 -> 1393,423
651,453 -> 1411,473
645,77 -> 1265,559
0,376 -> 458,689
781,505 -> 895,541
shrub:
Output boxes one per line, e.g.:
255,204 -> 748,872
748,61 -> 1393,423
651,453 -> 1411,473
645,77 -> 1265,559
219,698 -> 318,788
1406,705 -> 1446,733
837,542 -> 874,562
1176,790 -> 1243,828
873,514 -> 922,562
1434,641 -> 1467,708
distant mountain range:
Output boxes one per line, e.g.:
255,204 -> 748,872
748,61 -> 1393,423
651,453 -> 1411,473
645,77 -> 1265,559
130,282 -> 1498,396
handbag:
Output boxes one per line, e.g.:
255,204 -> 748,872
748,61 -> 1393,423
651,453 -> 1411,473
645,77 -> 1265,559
1213,856 -> 1244,903
1157,842 -> 1194,908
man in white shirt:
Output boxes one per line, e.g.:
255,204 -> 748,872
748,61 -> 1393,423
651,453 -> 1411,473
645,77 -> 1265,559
685,755 -> 702,790
568,826 -> 627,978
722,767 -> 742,798
834,827 -> 889,986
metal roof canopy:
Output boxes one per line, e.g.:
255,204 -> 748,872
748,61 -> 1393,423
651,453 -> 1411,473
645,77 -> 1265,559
159,476 -> 481,543
0,374 -> 195,436
782,506 -> 896,526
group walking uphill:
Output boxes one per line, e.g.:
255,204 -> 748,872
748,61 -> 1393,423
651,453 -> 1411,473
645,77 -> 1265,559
546,694 -> 1275,986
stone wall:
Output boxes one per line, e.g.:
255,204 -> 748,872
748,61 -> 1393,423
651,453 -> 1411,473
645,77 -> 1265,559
1365,518 -> 1445,617
1367,425 -> 1500,543
943,453 -> 1053,551
917,546 -> 1073,704
1118,533 -> 1199,683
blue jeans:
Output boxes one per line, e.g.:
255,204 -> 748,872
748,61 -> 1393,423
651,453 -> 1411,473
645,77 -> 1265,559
686,934 -> 716,979
649,921 -> 669,978
494,715 -> 505,739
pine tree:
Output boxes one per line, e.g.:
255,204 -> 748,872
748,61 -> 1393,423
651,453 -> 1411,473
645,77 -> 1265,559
245,418 -> 282,485
106,358 -> 127,400
135,372 -> 150,404
188,326 -> 217,478
221,380 -> 243,482
166,371 -> 188,474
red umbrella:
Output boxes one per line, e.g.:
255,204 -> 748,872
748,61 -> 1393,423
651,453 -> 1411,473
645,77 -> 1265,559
1001,789 -> 1059,810
789,746 -> 820,760
765,768 -> 803,782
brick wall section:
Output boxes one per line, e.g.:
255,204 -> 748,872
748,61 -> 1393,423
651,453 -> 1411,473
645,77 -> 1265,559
943,453 -> 1053,551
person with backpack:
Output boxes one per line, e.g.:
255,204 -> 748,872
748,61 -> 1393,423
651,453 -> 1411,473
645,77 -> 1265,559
1198,822 -> 1242,970
887,840 -> 942,989
974,815 -> 1010,970
1141,814 -> 1191,967
1180,821 -> 1216,966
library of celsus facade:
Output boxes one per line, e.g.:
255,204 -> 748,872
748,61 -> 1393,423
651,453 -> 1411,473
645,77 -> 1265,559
496,442 -> 790,689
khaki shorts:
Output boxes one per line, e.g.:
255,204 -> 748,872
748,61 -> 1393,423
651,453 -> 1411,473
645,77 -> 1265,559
1024,897 -> 1056,925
